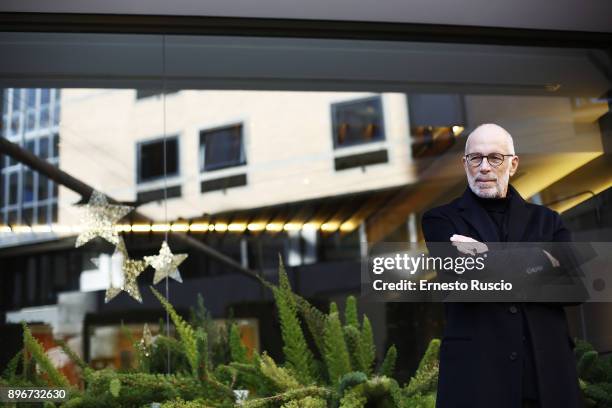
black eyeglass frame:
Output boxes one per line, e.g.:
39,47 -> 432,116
464,153 -> 516,167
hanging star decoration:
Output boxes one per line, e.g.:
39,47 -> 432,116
144,240 -> 188,285
75,190 -> 133,248
97,237 -> 147,303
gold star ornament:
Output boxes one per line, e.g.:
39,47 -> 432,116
101,238 -> 147,303
144,241 -> 188,285
75,190 -> 133,248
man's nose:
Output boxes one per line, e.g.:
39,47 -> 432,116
479,159 -> 492,172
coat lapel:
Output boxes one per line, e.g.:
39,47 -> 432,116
505,184 -> 531,242
457,187 -> 500,243
456,184 -> 531,243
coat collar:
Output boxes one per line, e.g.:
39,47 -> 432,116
456,184 -> 530,242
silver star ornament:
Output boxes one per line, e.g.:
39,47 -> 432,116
144,240 -> 188,285
75,190 -> 133,248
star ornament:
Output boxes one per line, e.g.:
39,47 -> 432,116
144,241 -> 188,285
102,238 -> 147,303
75,190 -> 133,248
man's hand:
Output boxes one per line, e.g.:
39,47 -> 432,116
542,249 -> 560,267
450,234 -> 489,256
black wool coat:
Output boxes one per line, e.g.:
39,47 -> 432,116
421,185 -> 584,408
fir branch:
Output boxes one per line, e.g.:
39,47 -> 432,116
323,312 -> 352,386
242,385 -> 331,408
229,324 -> 250,364
2,350 -> 23,380
22,323 -> 70,388
358,316 -> 376,375
258,352 -> 301,391
273,263 -> 317,384
151,286 -> 199,378
344,296 -> 359,329
378,345 -> 397,378
55,338 -> 87,371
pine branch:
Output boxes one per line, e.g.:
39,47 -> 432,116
229,324 -> 250,364
273,261 -> 318,384
358,316 -> 376,376
323,312 -> 352,386
151,287 -> 199,378
378,345 -> 397,378
22,323 -> 70,388
344,296 -> 359,329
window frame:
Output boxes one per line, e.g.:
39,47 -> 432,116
135,134 -> 181,184
199,122 -> 246,172
330,95 -> 386,149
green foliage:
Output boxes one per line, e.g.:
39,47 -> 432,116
344,296 -> 359,329
2,350 -> 23,380
195,328 -> 209,379
405,339 -> 440,397
258,352 -> 301,391
378,345 -> 397,378
242,385 -> 331,408
55,338 -> 88,371
274,260 -> 318,384
147,335 -> 192,375
190,293 -> 232,367
5,262 -> 451,408
151,286 -> 199,377
22,322 -> 70,388
281,396 -> 327,408
358,316 -> 376,375
109,377 -> 121,397
229,323 -> 250,364
575,339 -> 612,408
73,369 -> 209,408
337,371 -> 368,399
323,312 -> 352,386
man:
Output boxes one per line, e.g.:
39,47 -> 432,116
421,124 -> 584,408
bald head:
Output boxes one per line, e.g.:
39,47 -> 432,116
465,123 -> 515,155
462,123 -> 519,199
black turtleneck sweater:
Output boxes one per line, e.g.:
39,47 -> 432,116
471,189 -> 539,401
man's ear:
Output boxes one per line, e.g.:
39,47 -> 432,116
509,155 -> 519,177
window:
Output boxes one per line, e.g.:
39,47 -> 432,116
331,96 -> 385,148
137,136 -> 179,183
199,124 -> 246,172
0,89 -> 61,226
8,172 -> 18,205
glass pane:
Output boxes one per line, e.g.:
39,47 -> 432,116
200,124 -> 244,171
7,209 -> 18,224
8,172 -> 18,205
40,89 -> 50,106
38,173 -> 48,200
138,138 -> 178,182
11,89 -> 21,111
52,133 -> 59,157
26,89 -> 37,109
10,113 -> 20,135
23,169 -> 34,203
39,106 -> 49,128
37,205 -> 48,224
26,110 -> 36,131
2,89 -> 8,115
22,206 -> 34,224
39,137 -> 49,159
332,97 -> 385,148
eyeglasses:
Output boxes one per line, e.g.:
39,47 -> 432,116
465,153 -> 515,167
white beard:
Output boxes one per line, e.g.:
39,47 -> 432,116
467,171 -> 510,199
